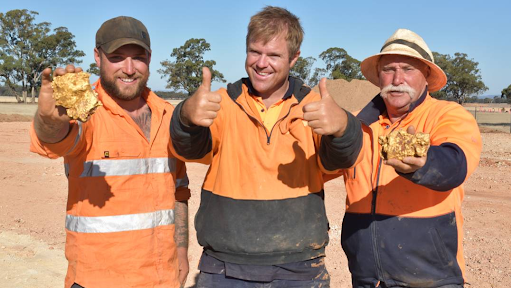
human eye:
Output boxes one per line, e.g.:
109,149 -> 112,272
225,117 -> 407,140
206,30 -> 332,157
248,49 -> 260,55
381,67 -> 393,73
403,65 -> 417,72
108,55 -> 124,62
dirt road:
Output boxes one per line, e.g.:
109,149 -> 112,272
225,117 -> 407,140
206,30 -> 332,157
1,113 -> 510,287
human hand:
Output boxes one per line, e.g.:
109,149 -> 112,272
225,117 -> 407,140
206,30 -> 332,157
38,65 -> 82,123
385,126 -> 428,173
177,247 -> 189,288
34,65 -> 81,143
180,67 -> 222,127
302,78 -> 348,138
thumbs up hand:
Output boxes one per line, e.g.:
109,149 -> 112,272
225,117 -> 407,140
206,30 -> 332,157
181,67 -> 222,127
302,78 -> 348,138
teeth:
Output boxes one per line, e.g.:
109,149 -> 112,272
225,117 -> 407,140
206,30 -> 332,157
257,72 -> 269,76
121,78 -> 134,83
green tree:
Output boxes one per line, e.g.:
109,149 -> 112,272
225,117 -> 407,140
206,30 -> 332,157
0,9 -> 84,103
501,84 -> 511,104
29,26 -> 84,102
158,38 -> 225,95
290,56 -> 316,86
319,47 -> 363,81
431,52 -> 487,104
309,68 -> 327,88
87,63 -> 100,76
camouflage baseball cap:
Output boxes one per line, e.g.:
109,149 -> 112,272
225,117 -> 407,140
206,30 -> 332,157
95,16 -> 151,54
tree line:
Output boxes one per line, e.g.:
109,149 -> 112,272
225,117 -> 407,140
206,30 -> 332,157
1,9 -> 509,105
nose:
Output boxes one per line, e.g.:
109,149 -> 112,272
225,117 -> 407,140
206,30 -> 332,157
255,55 -> 268,68
392,68 -> 405,86
122,57 -> 136,75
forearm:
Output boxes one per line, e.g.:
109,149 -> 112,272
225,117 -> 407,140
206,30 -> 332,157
319,111 -> 363,170
33,110 -> 70,144
174,199 -> 189,287
398,143 -> 468,191
174,200 -> 188,249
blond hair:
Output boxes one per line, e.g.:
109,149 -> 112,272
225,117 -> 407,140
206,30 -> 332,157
246,6 -> 303,61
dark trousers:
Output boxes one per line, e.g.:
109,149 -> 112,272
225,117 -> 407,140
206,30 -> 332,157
359,282 -> 463,288
196,269 -> 330,288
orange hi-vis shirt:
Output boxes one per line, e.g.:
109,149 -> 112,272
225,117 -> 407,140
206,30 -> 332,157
30,80 -> 190,288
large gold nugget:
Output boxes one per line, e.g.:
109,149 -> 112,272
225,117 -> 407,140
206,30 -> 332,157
51,72 -> 102,122
378,129 -> 430,160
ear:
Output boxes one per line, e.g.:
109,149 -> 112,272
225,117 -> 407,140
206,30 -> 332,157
425,65 -> 431,78
289,50 -> 301,68
94,48 -> 101,68
421,65 -> 431,89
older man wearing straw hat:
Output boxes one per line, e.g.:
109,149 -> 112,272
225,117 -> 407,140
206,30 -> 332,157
338,29 -> 482,287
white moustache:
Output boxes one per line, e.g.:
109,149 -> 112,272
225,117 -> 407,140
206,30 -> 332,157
380,84 -> 416,99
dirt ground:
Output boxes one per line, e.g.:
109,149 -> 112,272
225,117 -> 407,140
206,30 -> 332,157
1,83 -> 510,287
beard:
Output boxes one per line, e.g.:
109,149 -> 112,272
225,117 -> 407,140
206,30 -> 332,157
100,69 -> 149,101
380,84 -> 417,100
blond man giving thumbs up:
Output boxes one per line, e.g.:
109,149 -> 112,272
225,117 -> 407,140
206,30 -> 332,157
170,6 -> 363,288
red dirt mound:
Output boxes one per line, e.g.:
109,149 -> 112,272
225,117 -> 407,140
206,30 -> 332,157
312,78 -> 380,112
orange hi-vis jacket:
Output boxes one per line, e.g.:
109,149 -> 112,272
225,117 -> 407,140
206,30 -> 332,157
30,80 -> 190,288
340,91 -> 482,287
170,77 -> 363,266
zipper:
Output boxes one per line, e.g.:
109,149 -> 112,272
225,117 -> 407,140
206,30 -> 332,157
371,157 -> 384,280
366,111 -> 411,284
235,102 -> 297,145
267,103 -> 297,144
370,113 -> 408,282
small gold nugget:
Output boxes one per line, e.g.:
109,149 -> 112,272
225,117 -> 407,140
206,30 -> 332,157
379,129 -> 430,160
51,72 -> 102,122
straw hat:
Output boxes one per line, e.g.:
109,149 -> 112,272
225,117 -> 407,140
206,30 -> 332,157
360,29 -> 447,92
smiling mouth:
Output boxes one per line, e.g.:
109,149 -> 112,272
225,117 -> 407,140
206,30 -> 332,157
256,71 -> 270,76
120,78 -> 135,83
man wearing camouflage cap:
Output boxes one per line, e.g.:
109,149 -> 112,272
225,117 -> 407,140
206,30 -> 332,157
31,16 -> 190,288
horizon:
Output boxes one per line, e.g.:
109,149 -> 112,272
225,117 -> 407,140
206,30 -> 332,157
2,1 -> 510,96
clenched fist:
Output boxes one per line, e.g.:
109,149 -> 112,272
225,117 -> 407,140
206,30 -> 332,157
302,78 -> 348,138
180,67 -> 222,127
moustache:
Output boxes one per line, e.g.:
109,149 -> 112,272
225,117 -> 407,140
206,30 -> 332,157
380,85 -> 416,98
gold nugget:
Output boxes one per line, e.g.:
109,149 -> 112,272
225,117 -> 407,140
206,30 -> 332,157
51,72 -> 102,122
379,129 -> 430,160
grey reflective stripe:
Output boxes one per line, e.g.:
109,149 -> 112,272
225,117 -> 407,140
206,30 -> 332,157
65,209 -> 174,233
176,175 -> 189,188
80,157 -> 176,177
64,121 -> 82,156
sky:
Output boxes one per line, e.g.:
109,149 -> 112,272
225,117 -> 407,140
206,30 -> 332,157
3,0 -> 511,96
